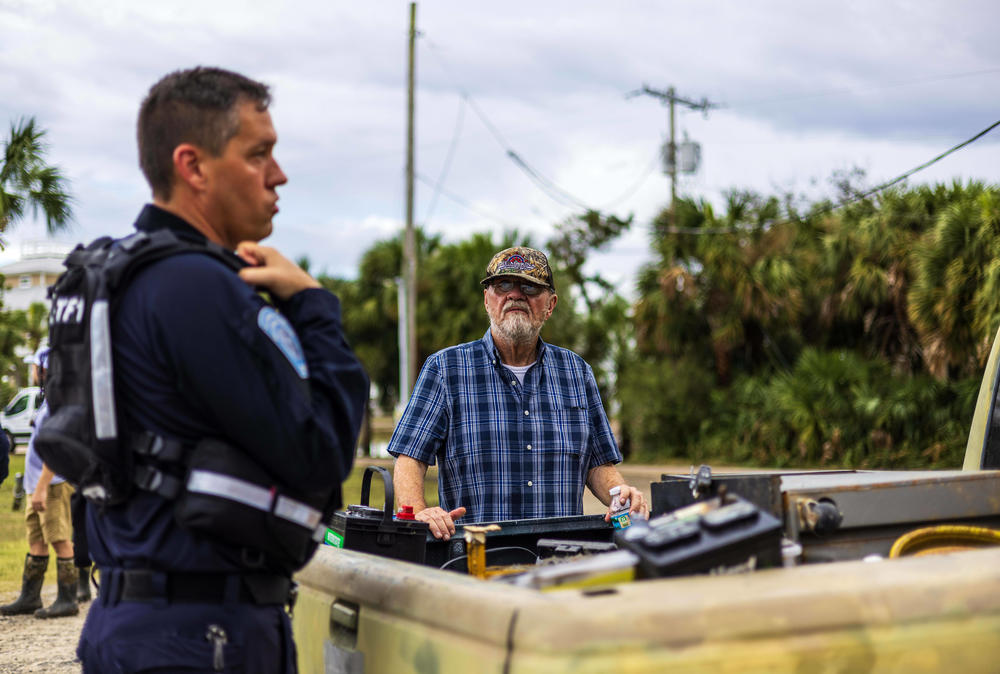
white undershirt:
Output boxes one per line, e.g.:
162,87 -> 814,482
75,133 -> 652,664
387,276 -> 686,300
502,362 -> 533,385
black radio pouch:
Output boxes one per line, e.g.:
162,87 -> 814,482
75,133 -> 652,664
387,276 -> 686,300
174,439 -> 331,573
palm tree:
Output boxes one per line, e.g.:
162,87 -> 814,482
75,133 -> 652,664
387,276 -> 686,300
0,117 -> 72,235
815,186 -> 933,371
635,192 -> 805,385
908,181 -> 1000,378
23,301 -> 48,354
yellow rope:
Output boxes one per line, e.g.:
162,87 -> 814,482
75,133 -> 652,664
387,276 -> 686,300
889,525 -> 1000,558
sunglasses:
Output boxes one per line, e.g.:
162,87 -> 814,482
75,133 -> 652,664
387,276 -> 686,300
491,279 -> 546,296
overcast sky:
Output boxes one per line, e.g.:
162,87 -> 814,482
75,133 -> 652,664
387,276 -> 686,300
1,0 -> 998,294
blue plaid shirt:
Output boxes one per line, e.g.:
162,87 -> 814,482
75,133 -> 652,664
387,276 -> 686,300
388,330 -> 622,523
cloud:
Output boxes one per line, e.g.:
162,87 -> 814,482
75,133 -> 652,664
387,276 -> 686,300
1,0 -> 997,290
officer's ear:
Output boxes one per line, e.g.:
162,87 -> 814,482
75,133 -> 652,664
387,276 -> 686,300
172,143 -> 209,194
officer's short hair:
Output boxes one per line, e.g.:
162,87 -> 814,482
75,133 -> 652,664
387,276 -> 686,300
138,66 -> 272,200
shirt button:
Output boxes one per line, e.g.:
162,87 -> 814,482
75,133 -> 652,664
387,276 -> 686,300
526,444 -> 532,450
524,410 -> 529,416
527,481 -> 533,487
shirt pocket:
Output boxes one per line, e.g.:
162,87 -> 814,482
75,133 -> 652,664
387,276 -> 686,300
544,406 -> 589,457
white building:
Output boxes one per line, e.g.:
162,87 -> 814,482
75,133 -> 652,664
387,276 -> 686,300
0,240 -> 72,312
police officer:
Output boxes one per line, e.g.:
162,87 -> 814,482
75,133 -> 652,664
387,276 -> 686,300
75,67 -> 369,673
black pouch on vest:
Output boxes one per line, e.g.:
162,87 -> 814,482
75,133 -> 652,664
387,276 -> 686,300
173,439 -> 328,572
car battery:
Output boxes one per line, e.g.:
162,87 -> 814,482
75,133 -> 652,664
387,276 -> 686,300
616,494 -> 783,578
536,538 -> 619,560
424,514 -> 615,569
326,465 -> 430,564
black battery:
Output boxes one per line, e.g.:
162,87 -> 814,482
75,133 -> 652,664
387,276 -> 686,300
536,538 -> 619,559
326,465 -> 430,564
424,515 -> 615,569
616,494 -> 782,578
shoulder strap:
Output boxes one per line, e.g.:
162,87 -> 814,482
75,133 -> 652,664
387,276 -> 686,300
105,229 -> 245,297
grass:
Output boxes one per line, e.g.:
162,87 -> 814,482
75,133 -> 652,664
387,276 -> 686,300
0,455 -> 438,595
1,453 -> 32,595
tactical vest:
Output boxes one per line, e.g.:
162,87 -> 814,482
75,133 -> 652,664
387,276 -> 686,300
35,229 -> 331,572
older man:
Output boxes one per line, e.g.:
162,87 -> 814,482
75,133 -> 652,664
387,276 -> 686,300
390,246 -> 647,540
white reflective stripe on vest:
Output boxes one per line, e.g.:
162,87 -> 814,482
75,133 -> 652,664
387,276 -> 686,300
274,495 -> 323,529
90,299 -> 118,440
188,470 -> 273,511
186,469 -> 322,530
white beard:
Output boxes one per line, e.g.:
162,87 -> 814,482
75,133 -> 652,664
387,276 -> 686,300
490,308 -> 540,344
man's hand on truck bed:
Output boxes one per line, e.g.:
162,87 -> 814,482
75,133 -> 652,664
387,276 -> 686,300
417,506 -> 467,541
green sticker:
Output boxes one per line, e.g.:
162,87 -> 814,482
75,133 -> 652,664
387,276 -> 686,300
324,529 -> 344,548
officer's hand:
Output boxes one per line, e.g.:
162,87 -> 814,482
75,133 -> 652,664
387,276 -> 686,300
236,242 -> 321,301
31,486 -> 47,513
416,506 -> 467,541
603,484 -> 649,522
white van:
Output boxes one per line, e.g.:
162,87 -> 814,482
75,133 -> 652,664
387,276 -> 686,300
1,386 -> 42,450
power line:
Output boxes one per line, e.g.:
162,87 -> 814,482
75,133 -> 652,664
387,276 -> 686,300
504,149 -> 591,211
415,172 -> 518,229
463,90 -> 597,211
599,150 -> 661,211
421,36 -> 600,213
832,117 -> 1000,209
659,117 -> 1000,235
422,94 -> 466,225
419,36 -> 997,232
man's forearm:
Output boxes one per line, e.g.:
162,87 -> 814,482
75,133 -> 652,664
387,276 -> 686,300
586,463 -> 626,505
393,455 -> 429,512
36,464 -> 55,492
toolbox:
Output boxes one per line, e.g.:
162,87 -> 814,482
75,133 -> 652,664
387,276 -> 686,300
425,515 -> 616,570
779,469 -> 1000,561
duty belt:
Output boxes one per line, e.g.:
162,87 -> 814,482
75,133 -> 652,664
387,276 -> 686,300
98,568 -> 295,608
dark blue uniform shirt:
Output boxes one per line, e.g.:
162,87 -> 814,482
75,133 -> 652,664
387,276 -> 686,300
86,204 -> 368,574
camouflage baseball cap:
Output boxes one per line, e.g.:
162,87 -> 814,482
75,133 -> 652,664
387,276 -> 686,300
480,247 -> 555,291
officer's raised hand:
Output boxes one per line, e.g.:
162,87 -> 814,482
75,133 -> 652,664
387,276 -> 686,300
236,241 -> 321,300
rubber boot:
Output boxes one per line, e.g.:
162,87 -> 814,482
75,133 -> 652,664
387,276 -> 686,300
76,565 -> 92,603
0,554 -> 47,615
11,472 -> 25,511
34,557 -> 79,619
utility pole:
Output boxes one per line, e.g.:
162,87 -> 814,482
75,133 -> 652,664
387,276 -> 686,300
628,84 -> 717,229
402,1 -> 418,407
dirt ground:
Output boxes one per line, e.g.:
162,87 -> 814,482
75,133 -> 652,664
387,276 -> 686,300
0,463 -> 702,672
0,584 -> 87,673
